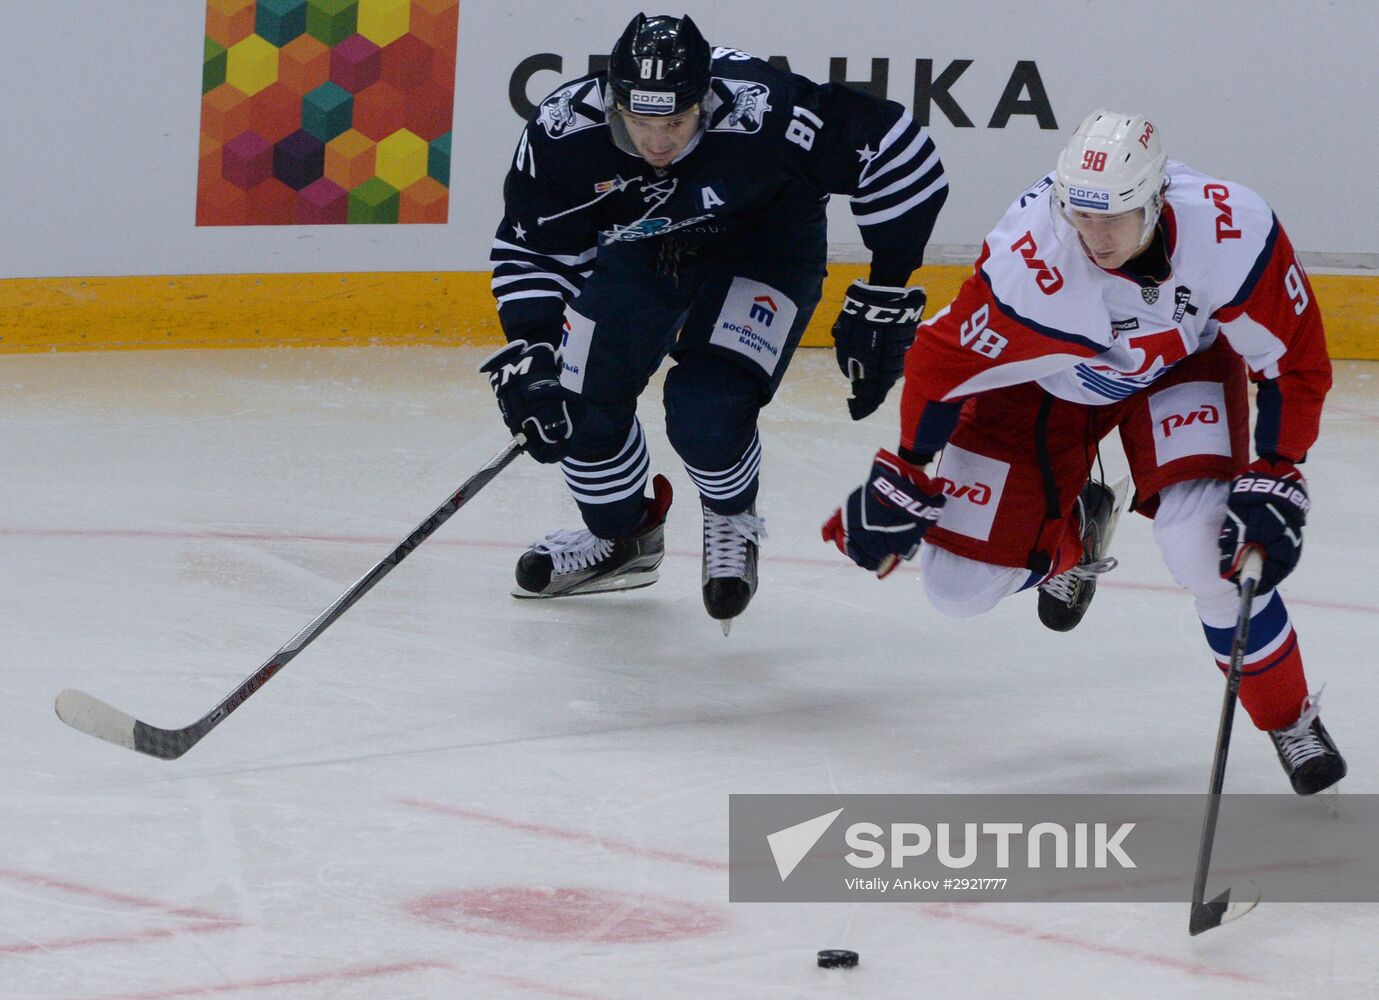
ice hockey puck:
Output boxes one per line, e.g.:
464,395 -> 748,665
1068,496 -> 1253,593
817,949 -> 859,969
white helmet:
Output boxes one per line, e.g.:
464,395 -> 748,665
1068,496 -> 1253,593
1054,109 -> 1167,243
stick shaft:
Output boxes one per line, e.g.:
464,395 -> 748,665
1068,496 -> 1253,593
1190,549 -> 1264,909
56,438 -> 525,759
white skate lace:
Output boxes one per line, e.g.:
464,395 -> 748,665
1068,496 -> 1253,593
704,511 -> 766,579
1272,691 -> 1327,769
1038,557 -> 1119,605
531,529 -> 614,575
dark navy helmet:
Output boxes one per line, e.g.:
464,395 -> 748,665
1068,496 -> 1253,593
607,13 -> 711,116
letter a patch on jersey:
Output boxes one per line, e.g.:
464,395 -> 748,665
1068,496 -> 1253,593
699,185 -> 726,210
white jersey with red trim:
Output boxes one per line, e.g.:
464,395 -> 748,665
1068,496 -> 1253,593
900,160 -> 1330,462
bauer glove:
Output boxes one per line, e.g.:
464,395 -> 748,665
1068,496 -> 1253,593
1218,457 -> 1309,593
823,449 -> 948,578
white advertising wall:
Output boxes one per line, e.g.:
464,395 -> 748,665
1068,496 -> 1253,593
1,0 -> 1376,279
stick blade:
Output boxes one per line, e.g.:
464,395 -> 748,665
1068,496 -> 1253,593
1189,880 -> 1260,935
55,688 -> 138,751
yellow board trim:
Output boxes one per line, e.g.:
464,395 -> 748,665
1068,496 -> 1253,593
1,266 -> 1375,357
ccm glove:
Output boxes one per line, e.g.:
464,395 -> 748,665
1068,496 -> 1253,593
479,339 -> 575,463
831,281 -> 927,420
822,449 -> 949,578
1218,457 -> 1310,593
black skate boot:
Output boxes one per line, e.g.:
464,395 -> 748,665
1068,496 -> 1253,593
1269,693 -> 1347,795
1037,476 -> 1128,632
513,475 -> 673,599
701,503 -> 766,635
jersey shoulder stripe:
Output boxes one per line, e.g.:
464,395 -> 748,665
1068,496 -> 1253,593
1221,214 -> 1281,310
977,186 -> 1115,352
1161,161 -> 1275,307
976,262 -> 1103,354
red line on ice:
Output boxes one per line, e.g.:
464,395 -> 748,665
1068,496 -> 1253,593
7,525 -> 1377,616
62,960 -> 450,999
1328,403 -> 1379,422
477,972 -> 611,999
915,903 -> 1265,984
0,922 -> 240,958
0,867 -> 234,922
397,798 -> 728,872
63,958 -> 613,1000
0,868 -> 242,959
1022,855 -> 1349,900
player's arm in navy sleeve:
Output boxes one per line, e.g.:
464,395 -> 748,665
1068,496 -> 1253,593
789,81 -> 949,284
489,123 -> 600,349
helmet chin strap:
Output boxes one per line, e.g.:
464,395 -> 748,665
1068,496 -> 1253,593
1135,192 -> 1164,248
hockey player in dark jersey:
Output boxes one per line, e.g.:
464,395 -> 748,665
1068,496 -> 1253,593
481,13 -> 947,631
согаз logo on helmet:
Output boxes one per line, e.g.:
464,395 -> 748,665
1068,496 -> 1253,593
1067,187 -> 1110,210
629,89 -> 676,115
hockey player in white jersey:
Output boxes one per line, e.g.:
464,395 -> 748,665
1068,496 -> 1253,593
824,109 -> 1346,795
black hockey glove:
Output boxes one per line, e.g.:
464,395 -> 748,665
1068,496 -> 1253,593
822,449 -> 948,578
479,339 -> 575,463
1218,457 -> 1310,593
831,281 -> 927,421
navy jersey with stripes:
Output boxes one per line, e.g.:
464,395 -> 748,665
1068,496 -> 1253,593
491,48 -> 948,348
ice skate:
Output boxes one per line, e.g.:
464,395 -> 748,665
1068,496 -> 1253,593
701,503 -> 766,634
1269,693 -> 1347,796
1037,476 -> 1128,632
513,475 -> 673,598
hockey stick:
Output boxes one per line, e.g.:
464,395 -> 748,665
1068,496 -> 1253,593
1188,547 -> 1265,935
54,436 -> 526,760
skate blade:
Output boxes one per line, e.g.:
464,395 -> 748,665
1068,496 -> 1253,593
511,568 -> 659,600
1315,783 -> 1341,817
1102,475 -> 1130,551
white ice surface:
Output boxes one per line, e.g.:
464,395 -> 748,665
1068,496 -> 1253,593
3,346 -> 1377,999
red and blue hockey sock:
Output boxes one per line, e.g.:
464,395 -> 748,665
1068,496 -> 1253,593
1201,590 -> 1308,731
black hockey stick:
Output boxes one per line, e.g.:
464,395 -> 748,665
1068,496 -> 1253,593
1188,547 -> 1265,935
54,436 -> 526,760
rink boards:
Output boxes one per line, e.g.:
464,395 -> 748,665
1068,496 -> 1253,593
3,265 -> 1376,359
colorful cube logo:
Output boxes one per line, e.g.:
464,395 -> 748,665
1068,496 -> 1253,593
197,0 -> 459,226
